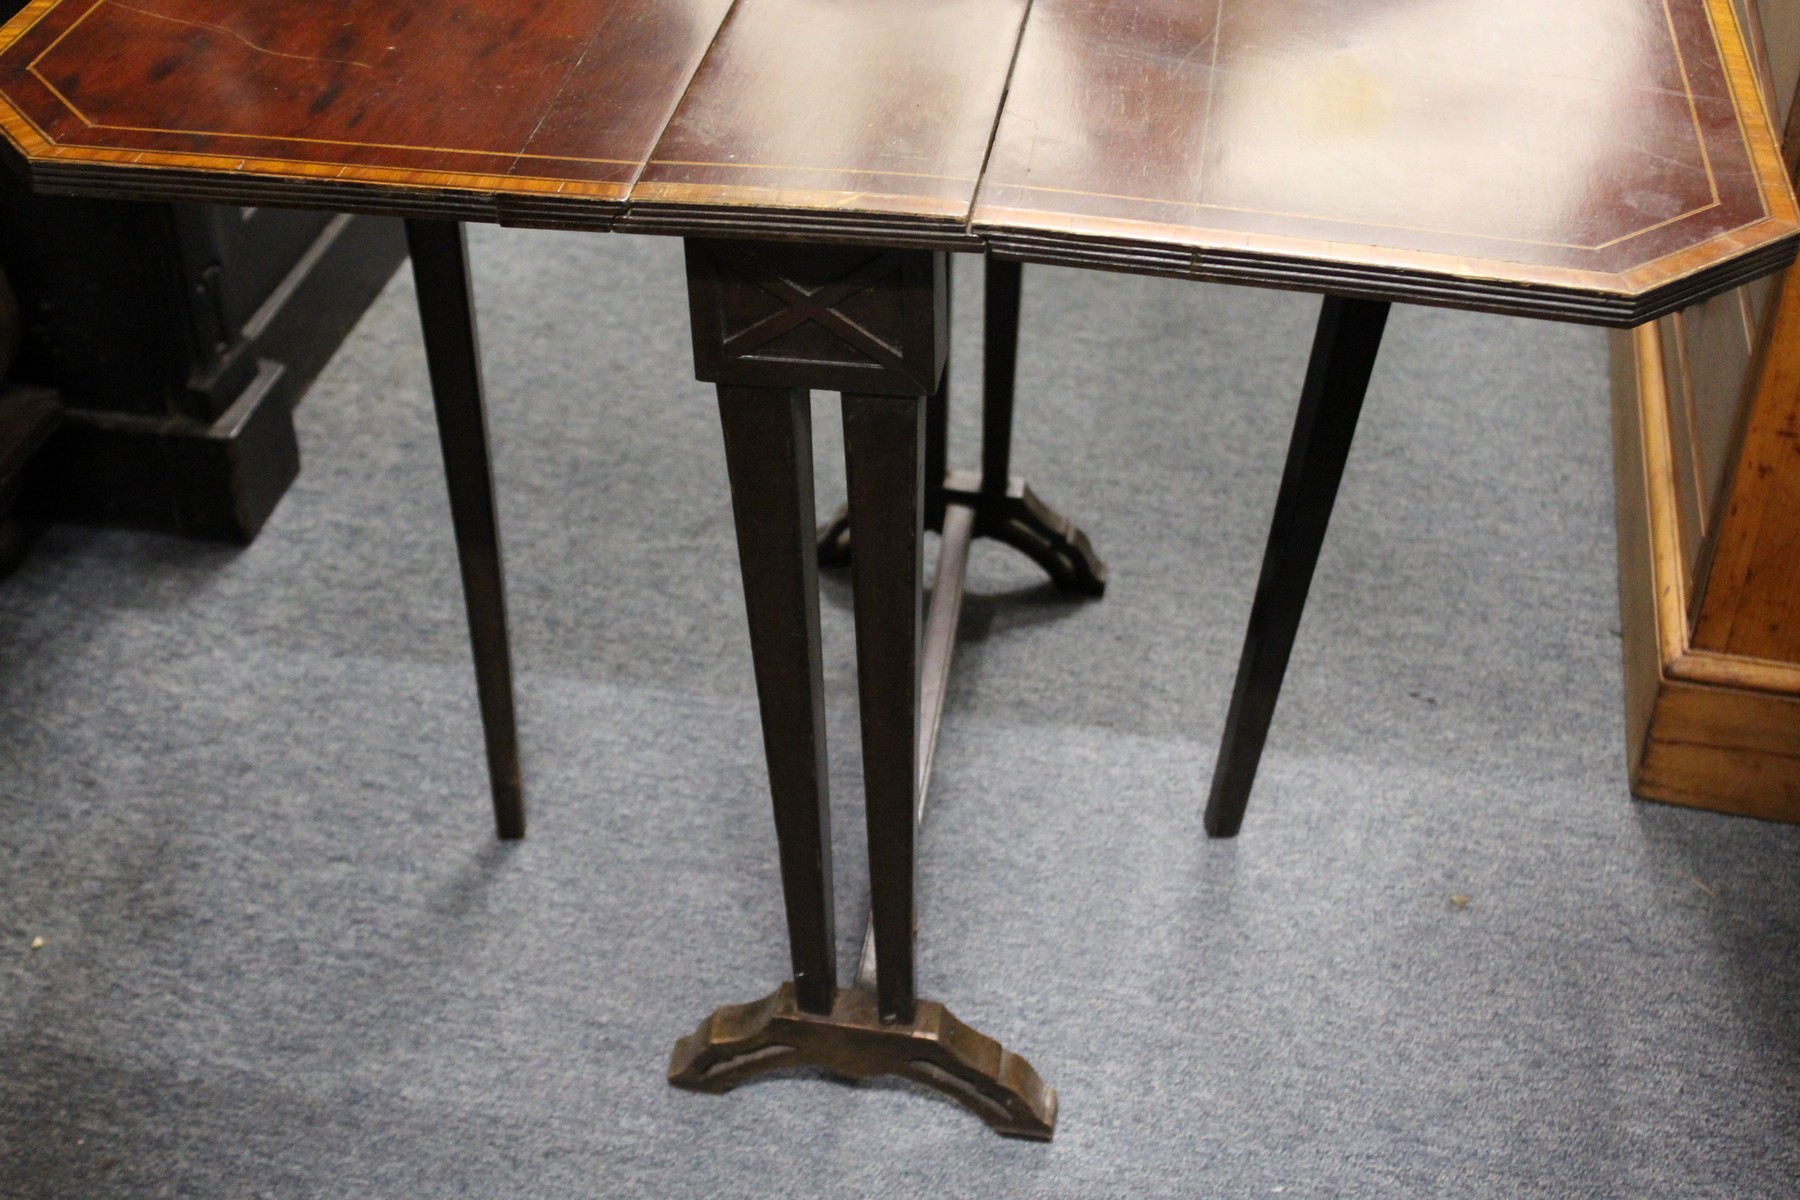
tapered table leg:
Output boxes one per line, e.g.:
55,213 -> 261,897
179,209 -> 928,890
1204,295 -> 1390,838
403,218 -> 524,840
716,384 -> 837,1014
842,391 -> 926,1024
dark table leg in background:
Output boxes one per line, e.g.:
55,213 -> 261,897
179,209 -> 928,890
1203,295 -> 1390,838
716,384 -> 838,1015
924,351 -> 950,534
403,218 -> 525,840
923,262 -> 951,536
979,256 -> 1022,519
818,255 -> 1108,597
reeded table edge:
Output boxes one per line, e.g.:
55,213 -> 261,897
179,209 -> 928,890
10,133 -> 1792,326
0,104 -> 634,232
974,210 -> 1800,327
614,187 -> 985,249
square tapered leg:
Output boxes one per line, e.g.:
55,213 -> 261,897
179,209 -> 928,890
404,218 -> 525,840
1204,296 -> 1391,837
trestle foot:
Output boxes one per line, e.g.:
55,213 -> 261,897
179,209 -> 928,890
818,474 -> 1106,597
668,983 -> 1057,1140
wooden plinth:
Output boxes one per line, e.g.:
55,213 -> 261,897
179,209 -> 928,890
1612,311 -> 1800,821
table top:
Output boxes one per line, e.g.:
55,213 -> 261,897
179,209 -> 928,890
0,0 -> 1793,324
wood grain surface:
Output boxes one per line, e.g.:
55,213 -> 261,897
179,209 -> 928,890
1691,266 -> 1800,660
974,0 -> 1799,321
0,0 -> 733,225
621,0 -> 1028,245
0,0 -> 1795,321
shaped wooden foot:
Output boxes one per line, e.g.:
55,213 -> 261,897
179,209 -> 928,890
818,476 -> 1107,598
946,470 -> 1106,597
668,984 -> 1058,1140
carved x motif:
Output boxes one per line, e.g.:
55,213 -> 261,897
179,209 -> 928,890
720,245 -> 906,369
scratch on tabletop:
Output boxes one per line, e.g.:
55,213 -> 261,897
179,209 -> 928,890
110,3 -> 376,70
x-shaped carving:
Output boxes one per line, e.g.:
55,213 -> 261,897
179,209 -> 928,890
719,245 -> 906,369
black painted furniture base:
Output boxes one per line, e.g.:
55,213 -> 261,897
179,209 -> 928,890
10,207 -> 407,543
0,382 -> 57,579
24,358 -> 299,542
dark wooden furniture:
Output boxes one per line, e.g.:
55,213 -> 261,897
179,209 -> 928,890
0,381 -> 56,574
1,0 -> 1791,1138
0,154 -> 406,542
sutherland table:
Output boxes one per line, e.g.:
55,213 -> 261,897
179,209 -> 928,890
3,0 -> 1792,1139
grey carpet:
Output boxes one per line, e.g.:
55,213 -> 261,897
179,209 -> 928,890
2,226 -> 1796,1198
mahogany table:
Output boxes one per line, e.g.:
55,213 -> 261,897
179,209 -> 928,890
2,0 -> 1791,1139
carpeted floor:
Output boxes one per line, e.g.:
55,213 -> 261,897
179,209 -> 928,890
1,226 -> 1796,1198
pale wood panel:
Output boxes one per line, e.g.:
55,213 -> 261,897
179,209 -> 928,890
1610,327 -> 1666,765
1637,681 -> 1800,821
1752,0 -> 1800,127
1655,309 -> 1707,576
1612,312 -> 1800,823
1678,288 -> 1757,531
1671,648 -> 1800,692
1692,271 -> 1800,659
